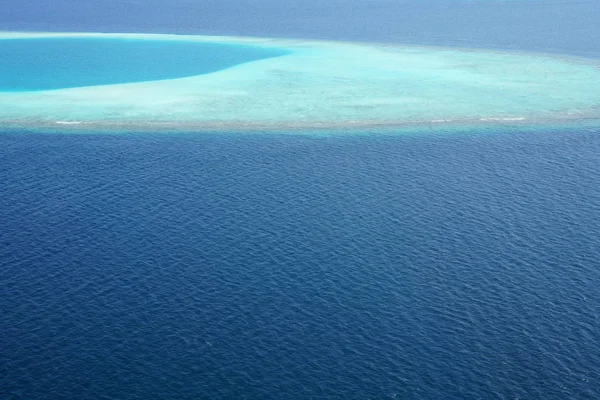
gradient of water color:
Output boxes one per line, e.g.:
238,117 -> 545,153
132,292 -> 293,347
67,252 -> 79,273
1,1 -> 600,399
0,37 -> 288,91
1,33 -> 599,131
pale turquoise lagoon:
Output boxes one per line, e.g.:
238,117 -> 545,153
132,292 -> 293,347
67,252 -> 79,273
1,32 -> 600,132
0,37 -> 289,91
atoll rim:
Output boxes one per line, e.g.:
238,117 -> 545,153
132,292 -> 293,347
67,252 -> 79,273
1,31 -> 600,132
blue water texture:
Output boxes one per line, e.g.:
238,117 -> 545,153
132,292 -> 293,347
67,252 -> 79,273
0,38 -> 286,91
2,1 -> 600,399
2,0 -> 600,58
2,130 -> 600,399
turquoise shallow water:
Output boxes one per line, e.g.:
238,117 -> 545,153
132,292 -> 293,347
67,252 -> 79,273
0,37 -> 288,91
1,33 -> 600,130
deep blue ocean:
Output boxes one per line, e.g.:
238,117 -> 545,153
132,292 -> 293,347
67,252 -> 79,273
2,1 -> 600,399
2,0 -> 600,58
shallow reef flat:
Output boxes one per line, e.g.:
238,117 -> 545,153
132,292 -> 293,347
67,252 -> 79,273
1,32 -> 600,132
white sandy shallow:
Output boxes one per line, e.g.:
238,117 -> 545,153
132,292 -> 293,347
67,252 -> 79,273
1,31 -> 600,132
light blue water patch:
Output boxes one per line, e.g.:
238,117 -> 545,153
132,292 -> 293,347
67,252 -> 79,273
2,33 -> 600,131
0,37 -> 290,91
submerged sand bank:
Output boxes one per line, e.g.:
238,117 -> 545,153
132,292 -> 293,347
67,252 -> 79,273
1,32 -> 600,132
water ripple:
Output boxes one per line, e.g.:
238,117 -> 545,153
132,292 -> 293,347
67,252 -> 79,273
1,129 -> 600,399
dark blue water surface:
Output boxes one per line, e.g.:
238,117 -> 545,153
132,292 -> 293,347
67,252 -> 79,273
1,129 -> 600,399
0,38 -> 287,91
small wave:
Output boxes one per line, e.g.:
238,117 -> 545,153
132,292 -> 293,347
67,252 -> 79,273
55,121 -> 84,125
479,117 -> 526,122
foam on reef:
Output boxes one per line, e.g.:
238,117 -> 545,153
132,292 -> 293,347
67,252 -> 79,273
1,31 -> 600,132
